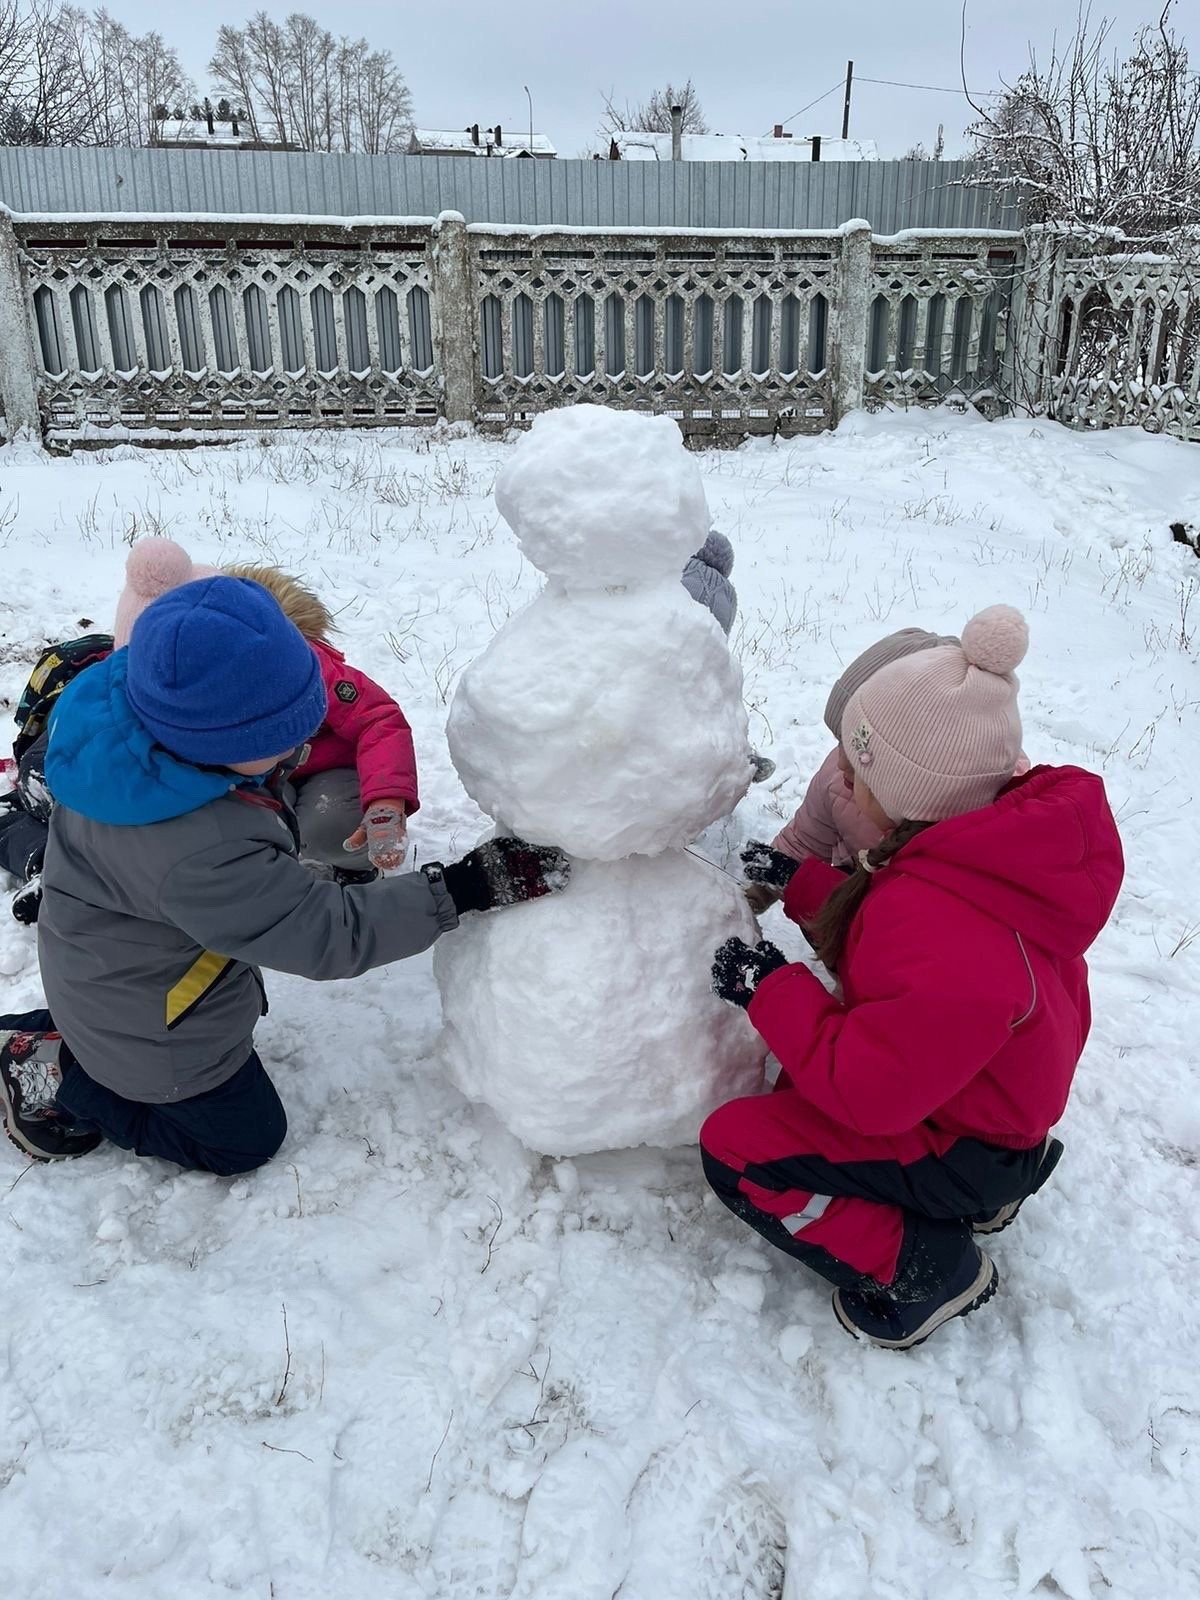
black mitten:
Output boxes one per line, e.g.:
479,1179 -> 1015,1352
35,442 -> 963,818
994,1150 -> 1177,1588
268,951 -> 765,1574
740,840 -> 800,891
436,838 -> 571,915
712,936 -> 788,1009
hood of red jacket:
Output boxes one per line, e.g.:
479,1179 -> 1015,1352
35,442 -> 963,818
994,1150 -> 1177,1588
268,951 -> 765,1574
890,766 -> 1124,960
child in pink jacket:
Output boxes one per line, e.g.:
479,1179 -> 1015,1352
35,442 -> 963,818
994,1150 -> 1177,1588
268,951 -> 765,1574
747,629 -> 954,913
224,563 -> 418,882
109,542 -> 418,884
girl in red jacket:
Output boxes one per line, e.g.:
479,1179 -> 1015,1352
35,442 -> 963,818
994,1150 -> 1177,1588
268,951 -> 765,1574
223,564 -> 418,882
706,606 -> 1124,1350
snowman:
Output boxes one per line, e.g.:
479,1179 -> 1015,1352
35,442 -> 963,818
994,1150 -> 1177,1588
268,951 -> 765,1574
434,405 -> 767,1156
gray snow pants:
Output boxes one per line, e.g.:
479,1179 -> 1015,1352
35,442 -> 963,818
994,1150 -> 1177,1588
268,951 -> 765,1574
291,767 -> 366,872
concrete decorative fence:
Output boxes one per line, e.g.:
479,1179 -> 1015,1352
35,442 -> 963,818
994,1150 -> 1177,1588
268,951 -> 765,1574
0,209 -> 1024,444
1036,242 -> 1200,442
1,208 -> 1197,445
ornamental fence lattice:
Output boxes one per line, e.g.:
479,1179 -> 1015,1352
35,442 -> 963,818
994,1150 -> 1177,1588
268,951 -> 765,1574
0,210 -> 1197,447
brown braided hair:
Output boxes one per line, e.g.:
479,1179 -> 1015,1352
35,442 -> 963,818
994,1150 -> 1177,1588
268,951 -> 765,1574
806,820 -> 935,972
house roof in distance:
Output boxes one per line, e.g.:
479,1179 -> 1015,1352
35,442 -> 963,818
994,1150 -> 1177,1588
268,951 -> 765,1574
411,127 -> 557,156
610,131 -> 879,162
152,118 -> 255,147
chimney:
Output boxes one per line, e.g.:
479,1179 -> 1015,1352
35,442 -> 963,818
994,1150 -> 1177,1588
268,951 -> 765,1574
670,104 -> 683,161
470,123 -> 480,147
204,98 -> 215,136
494,123 -> 503,148
231,110 -> 240,137
773,124 -> 783,138
810,134 -> 822,161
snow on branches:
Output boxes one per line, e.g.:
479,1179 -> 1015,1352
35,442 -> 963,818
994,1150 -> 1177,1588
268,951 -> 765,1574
967,4 -> 1200,245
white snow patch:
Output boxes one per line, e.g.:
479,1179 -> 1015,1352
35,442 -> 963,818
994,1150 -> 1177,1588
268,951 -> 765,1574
0,410 -> 1197,1597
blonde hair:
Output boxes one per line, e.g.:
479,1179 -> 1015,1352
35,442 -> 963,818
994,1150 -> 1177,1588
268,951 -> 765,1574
223,562 -> 336,642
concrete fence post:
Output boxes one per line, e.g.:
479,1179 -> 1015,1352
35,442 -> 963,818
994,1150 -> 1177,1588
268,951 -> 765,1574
0,207 -> 42,440
1011,226 -> 1066,415
432,210 -> 476,424
833,219 -> 872,422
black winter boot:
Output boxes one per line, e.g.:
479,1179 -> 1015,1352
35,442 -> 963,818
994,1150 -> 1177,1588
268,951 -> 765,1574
832,1231 -> 998,1350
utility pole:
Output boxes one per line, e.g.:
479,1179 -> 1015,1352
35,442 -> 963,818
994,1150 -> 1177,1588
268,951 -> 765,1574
841,60 -> 854,140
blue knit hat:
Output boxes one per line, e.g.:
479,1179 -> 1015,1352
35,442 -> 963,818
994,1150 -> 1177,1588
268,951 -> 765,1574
125,577 -> 328,765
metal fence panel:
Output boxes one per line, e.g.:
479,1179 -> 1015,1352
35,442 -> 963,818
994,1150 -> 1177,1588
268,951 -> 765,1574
0,146 -> 1023,230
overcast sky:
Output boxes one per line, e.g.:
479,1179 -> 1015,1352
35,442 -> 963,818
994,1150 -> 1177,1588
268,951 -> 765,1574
103,0 -> 1174,157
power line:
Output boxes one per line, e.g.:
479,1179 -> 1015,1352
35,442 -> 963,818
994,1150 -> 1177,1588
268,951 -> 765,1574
858,75 -> 1003,96
777,81 -> 844,131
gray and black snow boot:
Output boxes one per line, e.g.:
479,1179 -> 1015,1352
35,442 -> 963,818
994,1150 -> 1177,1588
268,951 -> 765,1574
1,1018 -> 102,1162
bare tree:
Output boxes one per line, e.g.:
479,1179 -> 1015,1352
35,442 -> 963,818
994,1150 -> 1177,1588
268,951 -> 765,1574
0,1 -> 191,146
602,78 -> 709,135
78,10 -> 192,146
0,2 -> 90,143
209,10 -> 412,153
967,4 -> 1200,238
966,4 -> 1200,408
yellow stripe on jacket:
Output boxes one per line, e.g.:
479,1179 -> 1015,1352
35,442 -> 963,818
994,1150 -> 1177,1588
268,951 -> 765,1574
166,950 -> 233,1031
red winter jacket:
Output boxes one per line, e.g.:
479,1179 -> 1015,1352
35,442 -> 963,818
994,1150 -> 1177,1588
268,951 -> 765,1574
295,639 -> 420,813
749,766 -> 1124,1150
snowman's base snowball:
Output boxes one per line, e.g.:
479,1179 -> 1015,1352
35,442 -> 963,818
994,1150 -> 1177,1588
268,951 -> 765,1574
435,850 -> 768,1157
447,582 -> 751,861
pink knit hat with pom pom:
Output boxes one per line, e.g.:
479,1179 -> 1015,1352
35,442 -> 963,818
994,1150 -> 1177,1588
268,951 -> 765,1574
113,538 -> 220,648
840,605 -> 1028,823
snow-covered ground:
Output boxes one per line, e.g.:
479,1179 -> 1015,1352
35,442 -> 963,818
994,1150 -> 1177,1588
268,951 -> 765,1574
1,410 -> 1198,1600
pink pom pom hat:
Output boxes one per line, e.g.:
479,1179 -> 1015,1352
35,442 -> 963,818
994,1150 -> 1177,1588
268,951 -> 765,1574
840,604 -> 1029,823
112,538 -> 220,649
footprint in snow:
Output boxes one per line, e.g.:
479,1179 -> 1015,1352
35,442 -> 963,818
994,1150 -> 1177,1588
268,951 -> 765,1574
615,1434 -> 788,1600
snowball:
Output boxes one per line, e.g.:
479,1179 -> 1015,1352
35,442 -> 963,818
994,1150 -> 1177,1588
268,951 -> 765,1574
436,851 -> 768,1156
447,583 -> 751,860
961,604 -> 1029,677
495,405 -> 711,591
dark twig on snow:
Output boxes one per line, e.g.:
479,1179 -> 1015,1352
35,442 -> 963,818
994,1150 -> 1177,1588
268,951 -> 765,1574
425,1410 -> 454,1492
275,1302 -> 293,1408
288,1163 -> 304,1217
261,1441 -> 313,1464
480,1197 -> 504,1274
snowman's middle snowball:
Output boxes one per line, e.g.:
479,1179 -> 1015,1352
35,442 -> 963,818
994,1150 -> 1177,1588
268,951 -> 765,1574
447,581 -> 752,860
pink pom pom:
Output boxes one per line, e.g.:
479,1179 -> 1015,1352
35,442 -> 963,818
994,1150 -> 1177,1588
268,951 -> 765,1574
961,605 -> 1029,676
125,538 -> 193,599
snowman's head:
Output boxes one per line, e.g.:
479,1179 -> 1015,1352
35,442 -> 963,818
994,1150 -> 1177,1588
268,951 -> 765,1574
496,405 -> 710,591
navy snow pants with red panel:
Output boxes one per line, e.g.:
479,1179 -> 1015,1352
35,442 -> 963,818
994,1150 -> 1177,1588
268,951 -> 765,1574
700,1084 -> 1044,1294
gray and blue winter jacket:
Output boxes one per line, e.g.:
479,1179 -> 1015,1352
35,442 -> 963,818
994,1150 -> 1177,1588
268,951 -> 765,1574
38,651 -> 458,1104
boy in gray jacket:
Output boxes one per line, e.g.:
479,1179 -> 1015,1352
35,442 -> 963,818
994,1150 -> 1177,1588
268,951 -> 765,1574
1,577 -> 567,1170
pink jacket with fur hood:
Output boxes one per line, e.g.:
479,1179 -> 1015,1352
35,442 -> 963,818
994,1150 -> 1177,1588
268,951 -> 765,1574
773,747 -> 880,869
773,744 -> 1032,870
297,639 -> 420,814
